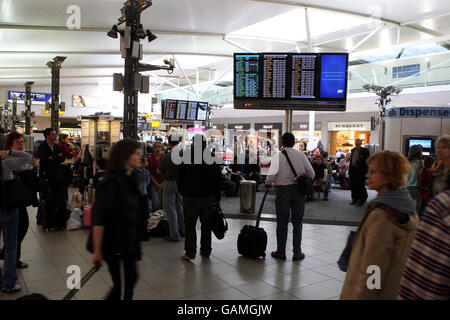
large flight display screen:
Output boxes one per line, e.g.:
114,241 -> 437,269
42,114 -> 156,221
262,54 -> 288,99
319,54 -> 348,99
234,54 -> 260,98
234,52 -> 348,111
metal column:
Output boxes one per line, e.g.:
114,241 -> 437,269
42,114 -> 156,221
122,1 -> 141,140
11,97 -> 17,131
47,57 -> 66,133
24,81 -> 34,135
284,109 -> 293,133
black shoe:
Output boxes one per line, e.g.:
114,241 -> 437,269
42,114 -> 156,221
350,201 -> 357,205
358,201 -> 366,206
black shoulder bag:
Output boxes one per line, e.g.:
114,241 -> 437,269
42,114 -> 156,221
0,157 -> 34,210
281,150 -> 313,195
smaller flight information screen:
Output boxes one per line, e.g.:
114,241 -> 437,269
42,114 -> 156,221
197,102 -> 208,121
176,100 -> 188,120
262,53 -> 288,99
164,99 -> 177,120
234,54 -> 260,98
186,101 -> 198,121
291,54 -> 317,99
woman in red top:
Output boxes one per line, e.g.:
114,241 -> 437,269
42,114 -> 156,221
58,134 -> 75,199
147,141 -> 165,212
417,156 -> 435,216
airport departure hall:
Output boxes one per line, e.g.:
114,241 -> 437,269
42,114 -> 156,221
0,0 -> 449,306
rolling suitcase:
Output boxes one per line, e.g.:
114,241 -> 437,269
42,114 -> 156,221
40,198 -> 69,231
83,186 -> 94,228
237,188 -> 269,258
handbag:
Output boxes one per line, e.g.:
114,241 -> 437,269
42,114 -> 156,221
0,159 -> 34,210
281,150 -> 313,195
336,231 -> 356,272
211,204 -> 228,240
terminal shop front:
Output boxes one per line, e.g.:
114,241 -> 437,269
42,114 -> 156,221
328,121 -> 372,154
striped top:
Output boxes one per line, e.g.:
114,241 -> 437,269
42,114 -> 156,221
398,190 -> 450,300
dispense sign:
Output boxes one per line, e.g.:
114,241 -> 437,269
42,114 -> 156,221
386,107 -> 450,118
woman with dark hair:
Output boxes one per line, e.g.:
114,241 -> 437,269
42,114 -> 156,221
417,156 -> 436,216
91,139 -> 142,300
0,137 -> 33,293
431,135 -> 450,196
147,141 -> 164,212
0,131 -> 38,270
406,144 -> 423,213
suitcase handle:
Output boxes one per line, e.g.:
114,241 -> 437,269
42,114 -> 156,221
255,188 -> 269,228
62,266 -> 99,300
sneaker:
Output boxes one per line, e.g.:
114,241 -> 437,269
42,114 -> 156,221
181,254 -> 194,261
292,253 -> 306,261
271,251 -> 286,260
2,284 -> 21,293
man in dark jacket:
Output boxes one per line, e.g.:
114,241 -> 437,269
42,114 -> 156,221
38,128 -> 66,198
349,138 -> 370,205
177,135 -> 221,260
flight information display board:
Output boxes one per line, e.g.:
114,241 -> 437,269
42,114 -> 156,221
291,54 -> 317,99
197,102 -> 208,121
234,52 -> 348,111
235,54 -> 260,98
176,100 -> 188,120
164,99 -> 177,120
262,53 -> 288,99
186,102 -> 198,121
162,99 -> 209,122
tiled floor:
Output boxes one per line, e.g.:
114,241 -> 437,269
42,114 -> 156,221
0,206 -> 356,300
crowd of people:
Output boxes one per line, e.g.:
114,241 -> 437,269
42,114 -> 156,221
0,128 -> 448,300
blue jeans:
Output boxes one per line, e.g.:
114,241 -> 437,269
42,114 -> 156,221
150,184 -> 162,212
275,185 -> 305,255
162,181 -> 184,241
0,208 -> 19,289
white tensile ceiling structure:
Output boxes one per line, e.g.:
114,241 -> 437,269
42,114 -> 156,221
1,0 -> 450,108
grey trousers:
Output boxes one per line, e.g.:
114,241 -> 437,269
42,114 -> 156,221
274,185 -> 306,255
162,180 -> 185,241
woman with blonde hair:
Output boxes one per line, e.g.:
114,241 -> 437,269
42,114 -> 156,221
340,151 -> 418,300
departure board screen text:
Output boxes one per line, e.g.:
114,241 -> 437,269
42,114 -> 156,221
234,54 -> 260,98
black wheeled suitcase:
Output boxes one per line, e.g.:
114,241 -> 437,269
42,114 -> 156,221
40,198 -> 69,231
237,188 -> 268,258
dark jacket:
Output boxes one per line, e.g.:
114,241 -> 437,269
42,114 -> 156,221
92,171 -> 142,260
177,149 -> 222,202
38,141 -> 66,183
349,147 -> 370,177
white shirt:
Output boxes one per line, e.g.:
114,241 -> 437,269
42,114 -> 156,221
266,148 -> 315,186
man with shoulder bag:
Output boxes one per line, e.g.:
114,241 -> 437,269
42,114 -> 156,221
265,133 -> 315,261
177,135 -> 222,261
